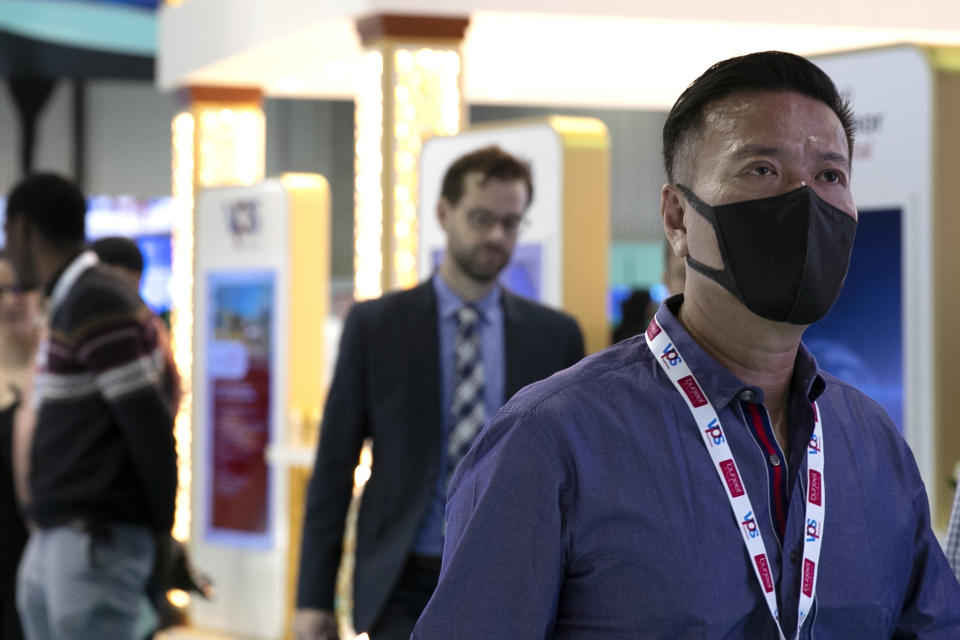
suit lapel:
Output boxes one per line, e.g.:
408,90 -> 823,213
402,282 -> 442,437
501,288 -> 528,398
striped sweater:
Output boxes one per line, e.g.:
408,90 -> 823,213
27,252 -> 177,531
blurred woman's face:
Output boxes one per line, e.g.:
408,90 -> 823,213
0,258 -> 34,324
0,258 -> 19,313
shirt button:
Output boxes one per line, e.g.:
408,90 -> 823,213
768,454 -> 781,467
790,550 -> 799,564
740,389 -> 755,402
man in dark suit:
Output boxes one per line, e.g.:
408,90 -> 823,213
294,146 -> 585,640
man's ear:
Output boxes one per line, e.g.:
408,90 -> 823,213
437,198 -> 451,232
660,183 -> 689,258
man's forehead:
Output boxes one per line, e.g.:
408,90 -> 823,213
462,171 -> 487,189
461,171 -> 528,198
704,89 -> 837,123
699,91 -> 846,152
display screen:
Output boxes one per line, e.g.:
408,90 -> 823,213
86,196 -> 174,316
804,208 -> 903,432
134,234 -> 173,315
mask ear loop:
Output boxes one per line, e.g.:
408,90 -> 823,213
673,184 -> 745,303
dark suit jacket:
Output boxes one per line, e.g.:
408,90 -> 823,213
297,280 -> 584,632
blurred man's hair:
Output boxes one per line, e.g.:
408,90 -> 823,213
6,173 -> 86,248
91,236 -> 144,275
440,145 -> 533,208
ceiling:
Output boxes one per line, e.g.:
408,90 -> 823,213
158,0 -> 960,108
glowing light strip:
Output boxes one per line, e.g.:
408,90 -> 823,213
170,110 -> 195,543
354,50 -> 385,300
354,43 -> 462,298
169,100 -> 265,543
196,106 -> 265,187
391,46 -> 462,290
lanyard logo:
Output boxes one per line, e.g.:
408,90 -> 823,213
754,554 -> 775,593
660,342 -> 682,368
704,418 -> 725,446
719,459 -> 745,497
678,375 -> 708,408
741,510 -> 760,539
805,517 -> 821,543
802,559 -> 817,597
808,469 -> 823,506
646,318 -> 663,340
808,433 -> 822,454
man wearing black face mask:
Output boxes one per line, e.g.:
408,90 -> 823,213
413,51 -> 960,639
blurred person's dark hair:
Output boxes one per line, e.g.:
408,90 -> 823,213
5,173 -> 86,249
441,145 -> 534,208
91,236 -> 144,276
662,50 -> 855,183
613,288 -> 655,344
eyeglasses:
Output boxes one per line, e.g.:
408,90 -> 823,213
465,209 -> 528,235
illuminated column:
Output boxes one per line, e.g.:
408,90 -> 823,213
170,87 -> 265,544
353,14 -> 469,299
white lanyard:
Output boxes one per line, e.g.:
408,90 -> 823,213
645,317 -> 824,640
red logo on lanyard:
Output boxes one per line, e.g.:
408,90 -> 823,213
754,554 -> 774,592
719,459 -> 745,497
808,469 -> 822,506
678,376 -> 708,408
646,318 -> 662,340
802,559 -> 816,596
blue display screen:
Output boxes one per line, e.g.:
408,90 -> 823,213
135,234 -> 173,315
804,208 -> 903,432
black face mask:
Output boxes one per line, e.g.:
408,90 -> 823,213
677,184 -> 857,325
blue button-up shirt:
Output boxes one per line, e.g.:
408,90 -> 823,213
413,296 -> 960,638
410,274 -> 505,555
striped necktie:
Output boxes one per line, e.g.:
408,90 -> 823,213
447,305 -> 485,485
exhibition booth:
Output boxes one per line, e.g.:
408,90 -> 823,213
150,2 -> 960,638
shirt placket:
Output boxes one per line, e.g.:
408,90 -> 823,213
729,395 -> 791,632
733,393 -> 817,638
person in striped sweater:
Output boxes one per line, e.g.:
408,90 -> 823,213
3,174 -> 177,640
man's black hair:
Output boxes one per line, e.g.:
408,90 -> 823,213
5,173 -> 86,248
91,236 -> 144,275
662,51 -> 855,183
440,145 -> 533,208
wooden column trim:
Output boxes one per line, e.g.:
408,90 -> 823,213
356,13 -> 469,46
178,85 -> 262,105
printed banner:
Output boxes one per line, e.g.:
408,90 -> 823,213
205,270 -> 275,547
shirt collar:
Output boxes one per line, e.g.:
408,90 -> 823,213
432,272 -> 501,323
795,342 -> 827,402
654,294 -> 826,408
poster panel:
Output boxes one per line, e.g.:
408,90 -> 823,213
205,269 -> 276,549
